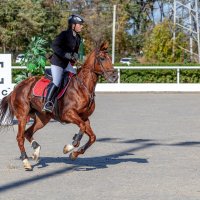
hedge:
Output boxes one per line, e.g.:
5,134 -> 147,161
12,66 -> 200,84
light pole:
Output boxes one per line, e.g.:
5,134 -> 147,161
112,5 -> 116,64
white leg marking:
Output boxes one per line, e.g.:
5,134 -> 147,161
63,144 -> 75,154
23,158 -> 32,171
32,146 -> 41,163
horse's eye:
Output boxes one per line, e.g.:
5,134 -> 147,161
99,57 -> 105,61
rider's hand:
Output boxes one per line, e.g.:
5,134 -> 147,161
72,53 -> 79,61
65,52 -> 72,60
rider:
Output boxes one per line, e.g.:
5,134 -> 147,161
43,14 -> 84,113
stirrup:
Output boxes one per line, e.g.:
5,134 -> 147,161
42,101 -> 54,113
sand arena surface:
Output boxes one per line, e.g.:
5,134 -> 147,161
0,93 -> 200,200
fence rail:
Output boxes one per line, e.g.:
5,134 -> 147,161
113,66 -> 200,84
11,66 -> 200,92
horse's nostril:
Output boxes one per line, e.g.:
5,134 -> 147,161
112,72 -> 118,82
113,75 -> 118,83
108,73 -> 118,83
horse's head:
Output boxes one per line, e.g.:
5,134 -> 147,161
90,41 -> 118,83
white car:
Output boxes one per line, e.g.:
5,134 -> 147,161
120,57 -> 132,65
15,54 -> 25,63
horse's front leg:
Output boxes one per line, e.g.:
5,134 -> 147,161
63,129 -> 84,154
62,109 -> 86,154
69,119 -> 96,160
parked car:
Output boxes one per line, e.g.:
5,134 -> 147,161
15,54 -> 25,63
120,57 -> 133,65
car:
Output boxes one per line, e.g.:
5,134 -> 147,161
15,54 -> 25,63
120,57 -> 132,65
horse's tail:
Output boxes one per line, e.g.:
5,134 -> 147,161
0,94 -> 14,127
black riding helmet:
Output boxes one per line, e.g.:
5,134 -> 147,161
68,14 -> 84,25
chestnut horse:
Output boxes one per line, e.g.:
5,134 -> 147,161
0,42 -> 118,170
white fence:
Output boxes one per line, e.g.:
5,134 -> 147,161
96,66 -> 200,92
12,65 -> 200,93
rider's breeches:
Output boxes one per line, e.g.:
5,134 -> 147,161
51,63 -> 76,87
51,65 -> 63,87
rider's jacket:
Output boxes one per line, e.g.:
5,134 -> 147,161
50,28 -> 81,68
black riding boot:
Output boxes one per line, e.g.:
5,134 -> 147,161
43,83 -> 58,113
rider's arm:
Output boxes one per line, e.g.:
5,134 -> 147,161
71,34 -> 81,62
51,31 -> 67,59
52,31 -> 81,61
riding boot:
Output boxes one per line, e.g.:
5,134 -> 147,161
42,83 -> 58,113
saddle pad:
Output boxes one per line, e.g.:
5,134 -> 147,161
32,77 -> 50,97
32,74 -> 74,99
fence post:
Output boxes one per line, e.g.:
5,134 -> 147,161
177,68 -> 180,84
117,68 -> 120,84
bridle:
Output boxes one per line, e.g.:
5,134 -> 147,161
92,50 -> 116,82
75,49 -> 117,109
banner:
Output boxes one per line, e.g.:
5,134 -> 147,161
0,54 -> 14,99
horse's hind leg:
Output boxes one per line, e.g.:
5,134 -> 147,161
69,119 -> 96,160
25,112 -> 51,162
16,116 -> 32,171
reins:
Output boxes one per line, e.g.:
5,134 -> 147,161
75,76 -> 95,109
74,49 -> 110,109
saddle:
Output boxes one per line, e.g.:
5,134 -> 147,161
32,69 -> 74,99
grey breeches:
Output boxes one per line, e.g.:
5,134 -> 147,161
51,64 -> 76,87
51,65 -> 63,87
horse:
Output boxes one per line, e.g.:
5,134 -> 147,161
0,41 -> 118,171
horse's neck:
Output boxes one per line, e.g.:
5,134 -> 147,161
77,66 -> 98,93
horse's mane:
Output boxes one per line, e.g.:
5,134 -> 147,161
76,49 -> 96,74
76,41 -> 109,74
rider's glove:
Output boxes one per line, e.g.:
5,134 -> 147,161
65,52 -> 72,60
72,52 -> 79,61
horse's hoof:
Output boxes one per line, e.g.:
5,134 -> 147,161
69,152 -> 77,161
23,158 -> 32,171
32,146 -> 41,163
63,144 -> 74,154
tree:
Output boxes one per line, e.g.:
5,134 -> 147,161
0,0 -> 65,59
69,0 -> 114,52
143,20 -> 188,63
0,0 -> 45,53
70,0 -> 131,59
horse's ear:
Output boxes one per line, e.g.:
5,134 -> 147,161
99,41 -> 109,51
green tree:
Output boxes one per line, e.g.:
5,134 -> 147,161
0,0 -> 65,59
125,0 -> 156,34
0,0 -> 45,53
143,20 -> 188,63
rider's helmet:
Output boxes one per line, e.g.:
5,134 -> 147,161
68,14 -> 84,25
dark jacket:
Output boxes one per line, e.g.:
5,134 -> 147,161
50,28 -> 81,68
